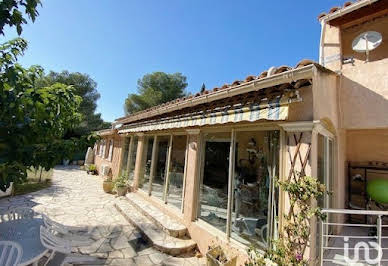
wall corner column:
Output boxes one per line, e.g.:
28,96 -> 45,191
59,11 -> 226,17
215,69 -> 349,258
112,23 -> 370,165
183,129 -> 201,223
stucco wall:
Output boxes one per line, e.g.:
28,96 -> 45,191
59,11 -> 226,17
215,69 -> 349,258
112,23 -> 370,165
325,15 -> 388,129
347,129 -> 388,162
341,16 -> 388,129
312,71 -> 340,130
94,134 -> 123,178
288,85 -> 314,122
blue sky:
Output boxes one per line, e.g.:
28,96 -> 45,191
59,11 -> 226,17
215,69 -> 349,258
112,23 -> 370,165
1,0 -> 344,122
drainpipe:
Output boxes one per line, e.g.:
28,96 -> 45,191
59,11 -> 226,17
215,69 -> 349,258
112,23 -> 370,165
319,19 -> 327,66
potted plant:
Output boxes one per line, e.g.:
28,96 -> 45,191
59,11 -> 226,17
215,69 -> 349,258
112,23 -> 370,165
87,164 -> 98,175
103,176 -> 113,193
114,175 -> 128,196
206,245 -> 237,266
63,159 -> 70,166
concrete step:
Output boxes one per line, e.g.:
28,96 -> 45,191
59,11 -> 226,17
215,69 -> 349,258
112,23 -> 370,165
162,256 -> 206,266
114,198 -> 197,256
126,192 -> 187,238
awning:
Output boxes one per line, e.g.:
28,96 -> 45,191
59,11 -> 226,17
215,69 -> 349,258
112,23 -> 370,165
118,96 -> 292,133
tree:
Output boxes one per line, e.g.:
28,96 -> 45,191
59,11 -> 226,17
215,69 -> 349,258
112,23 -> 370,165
0,38 -> 85,191
38,71 -> 110,136
0,0 -> 41,35
124,72 -> 187,115
200,83 -> 206,93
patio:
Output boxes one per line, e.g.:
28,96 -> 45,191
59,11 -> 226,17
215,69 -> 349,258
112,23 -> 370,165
0,166 -> 203,266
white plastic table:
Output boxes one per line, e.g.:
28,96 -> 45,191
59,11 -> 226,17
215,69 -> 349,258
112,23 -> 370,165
0,218 -> 48,266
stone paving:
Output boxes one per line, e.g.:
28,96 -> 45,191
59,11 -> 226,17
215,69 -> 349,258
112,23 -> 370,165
0,166 -> 205,265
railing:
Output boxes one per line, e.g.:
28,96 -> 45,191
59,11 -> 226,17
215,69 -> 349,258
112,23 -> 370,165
320,208 -> 388,266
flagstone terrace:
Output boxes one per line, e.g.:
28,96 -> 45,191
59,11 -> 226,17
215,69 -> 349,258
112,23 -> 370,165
0,166 -> 205,266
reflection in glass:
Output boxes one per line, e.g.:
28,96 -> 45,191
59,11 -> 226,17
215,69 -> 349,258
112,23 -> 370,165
128,136 -> 138,181
166,135 -> 187,210
151,136 -> 170,201
139,136 -> 154,192
199,132 -> 231,232
120,137 -> 130,176
231,130 -> 279,248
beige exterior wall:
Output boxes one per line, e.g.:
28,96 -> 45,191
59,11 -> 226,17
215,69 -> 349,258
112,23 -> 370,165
347,129 -> 388,163
323,15 -> 388,129
340,16 -> 388,129
94,134 -> 123,179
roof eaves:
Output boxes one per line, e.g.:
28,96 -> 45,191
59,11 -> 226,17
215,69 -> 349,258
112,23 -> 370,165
114,62 -> 325,126
318,0 -> 381,22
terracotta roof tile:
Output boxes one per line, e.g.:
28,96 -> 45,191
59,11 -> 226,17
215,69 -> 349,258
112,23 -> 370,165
329,6 -> 341,13
318,12 -> 327,20
295,59 -> 314,68
343,1 -> 353,7
274,65 -> 291,74
318,0 -> 378,21
258,71 -> 268,79
245,75 -> 256,82
117,59 -> 317,123
318,1 -> 355,20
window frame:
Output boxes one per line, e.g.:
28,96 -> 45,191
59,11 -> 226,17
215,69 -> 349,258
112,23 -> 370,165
196,126 -> 281,245
108,139 -> 114,162
141,132 -> 188,214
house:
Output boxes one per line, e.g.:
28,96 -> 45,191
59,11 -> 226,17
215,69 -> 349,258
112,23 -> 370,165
94,0 -> 388,264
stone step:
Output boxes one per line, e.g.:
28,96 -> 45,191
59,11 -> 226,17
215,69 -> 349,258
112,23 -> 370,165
114,198 -> 197,256
126,192 -> 187,238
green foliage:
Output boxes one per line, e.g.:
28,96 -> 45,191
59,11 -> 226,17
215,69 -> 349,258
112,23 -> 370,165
0,38 -> 88,191
88,164 -> 96,171
114,175 -> 128,189
247,173 -> 327,266
38,71 -> 110,136
13,179 -> 51,196
0,0 -> 42,35
124,72 -> 187,115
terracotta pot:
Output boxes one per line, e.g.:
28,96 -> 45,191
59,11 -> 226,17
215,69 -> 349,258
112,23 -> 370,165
103,180 -> 113,193
206,246 -> 237,266
116,186 -> 127,196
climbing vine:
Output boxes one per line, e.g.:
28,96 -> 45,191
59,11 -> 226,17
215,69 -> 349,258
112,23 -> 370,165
247,173 -> 327,266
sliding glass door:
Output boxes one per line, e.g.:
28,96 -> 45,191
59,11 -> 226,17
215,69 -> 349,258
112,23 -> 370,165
317,133 -> 335,249
137,134 -> 188,211
198,132 -> 231,232
198,129 -> 280,248
151,135 -> 170,201
165,135 -> 188,210
138,136 -> 154,192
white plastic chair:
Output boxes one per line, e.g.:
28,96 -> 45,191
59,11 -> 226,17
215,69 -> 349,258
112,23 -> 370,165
7,207 -> 35,220
40,226 -> 71,266
42,214 -> 69,235
40,226 -> 101,266
0,207 -> 9,222
0,241 -> 23,266
42,214 -> 92,246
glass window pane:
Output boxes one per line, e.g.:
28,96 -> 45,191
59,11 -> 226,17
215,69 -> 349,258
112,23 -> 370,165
128,136 -> 138,181
139,136 -> 154,192
120,137 -> 130,176
108,140 -> 114,161
199,132 -> 231,233
151,136 -> 170,201
166,135 -> 187,210
231,130 -> 279,248
317,134 -> 326,208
